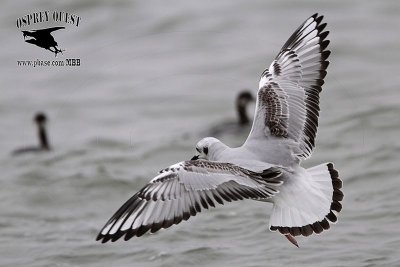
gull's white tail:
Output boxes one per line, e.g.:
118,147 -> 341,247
269,163 -> 343,236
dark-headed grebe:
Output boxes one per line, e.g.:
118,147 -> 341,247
236,91 -> 255,125
12,112 -> 51,155
208,90 -> 255,137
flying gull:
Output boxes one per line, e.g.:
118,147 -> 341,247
96,13 -> 343,247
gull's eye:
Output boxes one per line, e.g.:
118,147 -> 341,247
203,147 -> 208,155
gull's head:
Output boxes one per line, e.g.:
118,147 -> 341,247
191,137 -> 225,161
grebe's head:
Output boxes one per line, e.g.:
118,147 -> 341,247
237,91 -> 254,107
34,112 -> 47,125
191,137 -> 225,160
236,90 -> 254,125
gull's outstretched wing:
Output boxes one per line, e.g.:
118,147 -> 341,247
245,13 -> 330,159
96,160 -> 283,243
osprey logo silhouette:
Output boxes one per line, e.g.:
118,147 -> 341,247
22,27 -> 65,56
16,11 -> 80,57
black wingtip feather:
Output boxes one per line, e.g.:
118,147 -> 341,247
315,14 -> 323,25
319,31 -> 329,42
102,235 -> 113,243
320,40 -> 330,51
321,50 -> 331,61
136,225 -> 151,237
212,192 -> 224,205
124,229 -> 136,241
317,23 -> 327,33
151,222 -> 164,233
199,196 -> 209,209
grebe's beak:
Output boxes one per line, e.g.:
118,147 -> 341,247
191,155 -> 199,160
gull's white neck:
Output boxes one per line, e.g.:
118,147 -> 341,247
208,141 -> 230,161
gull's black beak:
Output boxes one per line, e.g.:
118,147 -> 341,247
191,155 -> 199,160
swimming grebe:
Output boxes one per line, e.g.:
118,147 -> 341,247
12,112 -> 51,155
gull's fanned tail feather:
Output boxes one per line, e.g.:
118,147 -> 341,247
269,163 -> 343,237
